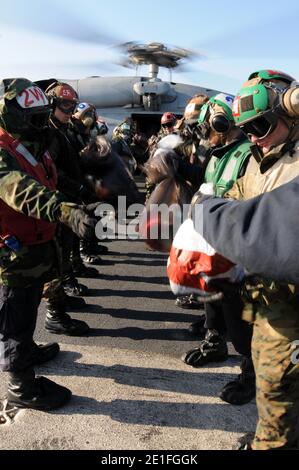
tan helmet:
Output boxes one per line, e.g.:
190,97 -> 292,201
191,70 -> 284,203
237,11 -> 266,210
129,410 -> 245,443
184,94 -> 209,125
45,82 -> 78,115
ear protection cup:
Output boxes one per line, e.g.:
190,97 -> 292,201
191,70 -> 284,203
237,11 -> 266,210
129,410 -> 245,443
211,113 -> 232,133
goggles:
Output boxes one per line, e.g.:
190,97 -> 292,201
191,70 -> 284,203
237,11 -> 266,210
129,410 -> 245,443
239,111 -> 279,139
56,100 -> 77,115
162,121 -> 175,129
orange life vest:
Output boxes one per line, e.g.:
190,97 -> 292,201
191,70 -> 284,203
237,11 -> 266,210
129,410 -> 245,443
0,128 -> 58,246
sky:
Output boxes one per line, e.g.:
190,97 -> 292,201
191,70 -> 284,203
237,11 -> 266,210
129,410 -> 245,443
0,0 -> 298,95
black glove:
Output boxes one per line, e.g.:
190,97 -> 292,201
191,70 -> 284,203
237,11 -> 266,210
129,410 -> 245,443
78,184 -> 97,204
207,279 -> 242,300
83,202 -> 103,218
189,280 -> 241,304
58,203 -> 98,241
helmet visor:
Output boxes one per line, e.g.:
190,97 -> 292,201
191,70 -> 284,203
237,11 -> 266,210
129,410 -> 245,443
239,112 -> 279,139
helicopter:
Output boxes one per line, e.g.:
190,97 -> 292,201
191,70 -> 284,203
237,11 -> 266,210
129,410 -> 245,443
35,41 -> 221,139
3,0 -> 298,141
1,1 -> 224,138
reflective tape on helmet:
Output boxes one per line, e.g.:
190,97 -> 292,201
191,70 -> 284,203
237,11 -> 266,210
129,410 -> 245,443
77,102 -> 90,111
185,102 -> 197,114
16,86 -> 49,109
209,93 -> 234,120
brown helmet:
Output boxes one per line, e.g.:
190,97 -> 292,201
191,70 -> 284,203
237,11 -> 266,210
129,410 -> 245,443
46,82 -> 78,115
184,94 -> 209,125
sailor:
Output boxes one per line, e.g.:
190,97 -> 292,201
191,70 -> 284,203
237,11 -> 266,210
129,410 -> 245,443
179,93 -> 255,406
223,70 -> 299,449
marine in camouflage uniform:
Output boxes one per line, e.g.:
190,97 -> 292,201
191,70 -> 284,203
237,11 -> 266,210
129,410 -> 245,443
112,117 -> 148,175
42,83 -> 100,336
227,70 -> 299,449
0,78 -> 96,410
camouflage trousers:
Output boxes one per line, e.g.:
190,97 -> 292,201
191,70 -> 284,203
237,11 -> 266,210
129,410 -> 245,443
252,309 -> 299,450
43,225 -> 74,303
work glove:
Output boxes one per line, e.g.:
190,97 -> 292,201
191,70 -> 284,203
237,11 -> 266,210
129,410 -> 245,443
58,202 -> 98,241
83,202 -> 107,219
189,280 -> 242,304
207,279 -> 242,300
189,184 -> 214,220
78,184 -> 97,204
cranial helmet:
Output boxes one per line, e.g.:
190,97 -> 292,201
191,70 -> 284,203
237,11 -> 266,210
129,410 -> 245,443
247,69 -> 295,86
161,112 -> 176,126
196,93 -> 235,139
74,102 -> 97,128
46,82 -> 78,115
232,70 -> 299,138
0,77 -> 51,139
96,118 -> 108,135
161,112 -> 177,134
112,118 -> 135,141
234,69 -> 299,137
184,94 -> 209,125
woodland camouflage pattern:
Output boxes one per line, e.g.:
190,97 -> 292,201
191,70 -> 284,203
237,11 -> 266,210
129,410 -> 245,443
0,147 -> 66,287
227,138 -> 299,450
252,312 -> 299,450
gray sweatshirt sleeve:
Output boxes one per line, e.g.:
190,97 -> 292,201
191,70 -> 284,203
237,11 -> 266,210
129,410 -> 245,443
199,176 -> 299,283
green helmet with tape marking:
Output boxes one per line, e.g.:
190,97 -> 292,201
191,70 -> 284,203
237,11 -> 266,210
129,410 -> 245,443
197,93 -> 235,138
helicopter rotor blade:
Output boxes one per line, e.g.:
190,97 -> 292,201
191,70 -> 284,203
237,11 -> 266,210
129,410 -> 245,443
1,0 -> 123,46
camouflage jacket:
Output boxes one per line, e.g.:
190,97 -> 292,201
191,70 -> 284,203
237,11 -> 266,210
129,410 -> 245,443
0,137 -> 67,287
47,116 -> 89,202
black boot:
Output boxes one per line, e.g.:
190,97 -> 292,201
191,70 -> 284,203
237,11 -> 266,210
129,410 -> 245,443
62,292 -> 87,310
29,342 -> 60,367
80,252 -> 103,265
175,294 -> 204,310
182,329 -> 228,367
188,315 -> 206,337
219,356 -> 256,405
63,275 -> 89,297
233,432 -> 255,450
7,368 -> 72,411
72,259 -> 99,278
80,239 -> 108,256
80,250 -> 112,266
45,302 -> 90,336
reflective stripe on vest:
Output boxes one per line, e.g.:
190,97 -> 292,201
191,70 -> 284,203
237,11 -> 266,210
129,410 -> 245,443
0,128 -> 58,246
